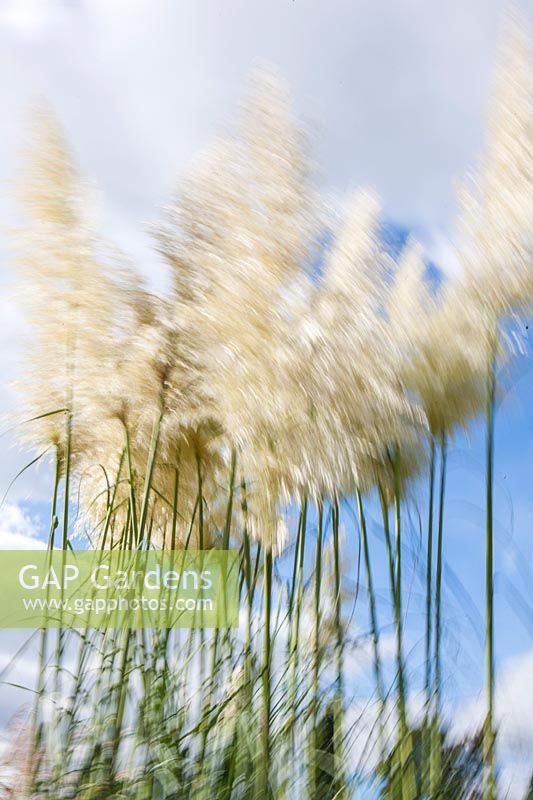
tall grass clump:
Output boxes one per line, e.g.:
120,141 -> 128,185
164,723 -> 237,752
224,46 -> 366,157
1,14 -> 532,800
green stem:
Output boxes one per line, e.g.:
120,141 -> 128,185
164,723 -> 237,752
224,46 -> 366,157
30,446 -> 61,792
63,452 -> 126,765
108,627 -> 133,784
170,463 -> 180,550
425,437 -> 436,709
434,432 -> 447,715
200,450 -> 236,765
196,447 -> 204,549
392,452 -> 416,800
392,453 -> 407,735
430,431 -> 447,797
331,498 -> 346,794
311,500 -> 324,798
124,426 -> 139,545
195,447 -> 206,727
61,411 -> 72,551
484,331 -> 497,800
287,499 -> 307,736
242,530 -> 255,705
357,488 -> 386,760
378,483 -> 396,606
137,409 -> 163,547
53,410 -> 72,746
260,548 -> 273,799
423,438 -> 436,799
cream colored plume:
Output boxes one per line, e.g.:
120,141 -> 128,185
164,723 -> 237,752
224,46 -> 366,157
14,109 -> 222,549
387,239 -> 488,438
456,15 -> 533,317
407,285 -> 488,437
22,46 -> 532,554
156,73 -> 316,550
387,240 -> 433,356
278,191 -> 426,501
14,108 -> 115,470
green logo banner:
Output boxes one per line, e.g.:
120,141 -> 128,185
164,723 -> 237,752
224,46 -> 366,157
0,550 -> 239,628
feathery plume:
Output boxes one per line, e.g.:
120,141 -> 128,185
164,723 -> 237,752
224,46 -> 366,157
456,15 -> 533,318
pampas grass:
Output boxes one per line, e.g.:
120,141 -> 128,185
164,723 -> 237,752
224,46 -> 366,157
3,15 -> 532,800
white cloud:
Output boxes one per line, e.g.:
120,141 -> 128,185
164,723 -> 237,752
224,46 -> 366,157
0,502 -> 45,549
452,648 -> 533,799
0,0 -> 530,238
0,0 -> 55,38
420,229 -> 461,277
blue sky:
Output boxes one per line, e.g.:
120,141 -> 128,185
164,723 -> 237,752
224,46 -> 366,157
0,0 -> 532,795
